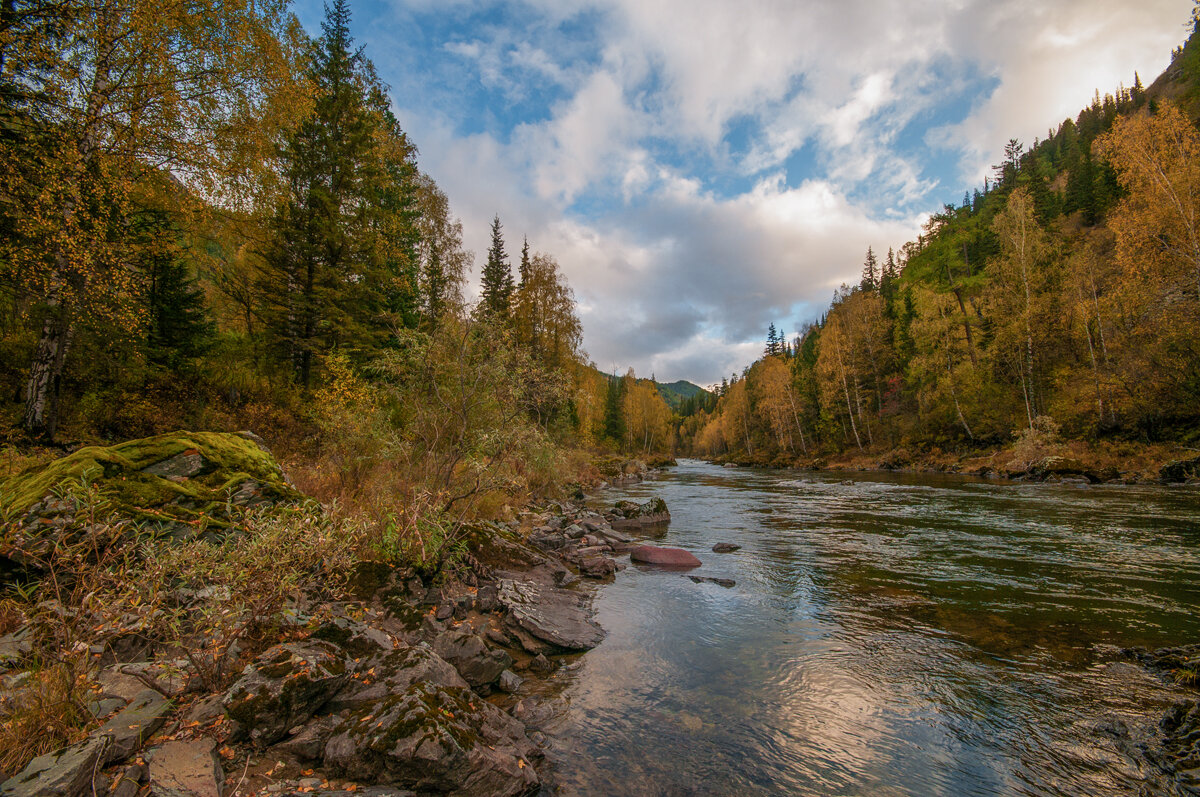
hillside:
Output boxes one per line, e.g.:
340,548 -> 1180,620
656,380 -> 707,408
677,22 -> 1200,475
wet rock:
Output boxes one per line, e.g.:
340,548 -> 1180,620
95,688 -> 171,763
223,640 -> 350,746
630,545 -> 701,569
609,498 -> 670,530
578,555 -> 616,579
147,739 -> 223,797
0,733 -> 108,797
529,654 -> 555,675
711,543 -> 741,553
689,576 -> 736,588
323,681 -> 539,797
432,630 -> 512,689
497,670 -> 522,693
497,580 -> 605,652
325,645 -> 466,712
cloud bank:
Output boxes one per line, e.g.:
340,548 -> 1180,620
294,0 -> 1193,385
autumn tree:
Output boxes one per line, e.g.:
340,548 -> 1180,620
1,0 -> 300,437
512,252 -> 583,368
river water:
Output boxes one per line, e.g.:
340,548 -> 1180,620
533,459 -> 1200,796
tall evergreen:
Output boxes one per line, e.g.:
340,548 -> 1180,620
602,374 -> 625,443
480,215 -> 514,317
860,246 -> 879,292
519,236 -> 530,288
258,0 -> 418,386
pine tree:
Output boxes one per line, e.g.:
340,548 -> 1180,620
480,215 -> 514,317
602,374 -> 625,443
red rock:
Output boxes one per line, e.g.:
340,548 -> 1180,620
629,545 -> 701,569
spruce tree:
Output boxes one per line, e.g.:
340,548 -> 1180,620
258,0 -> 408,386
860,246 -> 879,292
480,215 -> 514,317
519,236 -> 530,288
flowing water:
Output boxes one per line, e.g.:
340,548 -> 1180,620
531,460 -> 1200,796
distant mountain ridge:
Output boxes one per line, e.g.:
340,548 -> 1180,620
656,380 -> 706,408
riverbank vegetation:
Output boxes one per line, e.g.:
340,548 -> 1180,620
679,22 -> 1200,480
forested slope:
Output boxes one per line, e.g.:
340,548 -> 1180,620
679,24 -> 1200,476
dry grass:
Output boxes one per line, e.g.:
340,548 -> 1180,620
0,663 -> 95,775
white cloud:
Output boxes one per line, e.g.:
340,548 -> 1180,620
376,0 -> 1195,384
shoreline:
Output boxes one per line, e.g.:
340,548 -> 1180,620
695,438 -> 1200,486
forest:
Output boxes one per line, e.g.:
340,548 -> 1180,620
0,0 -> 678,518
678,25 -> 1200,475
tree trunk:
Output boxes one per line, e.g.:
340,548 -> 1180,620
23,309 -> 73,440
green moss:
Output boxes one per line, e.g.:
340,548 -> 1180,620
0,431 -> 302,524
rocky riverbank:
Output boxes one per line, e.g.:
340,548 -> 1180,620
0,432 -> 680,797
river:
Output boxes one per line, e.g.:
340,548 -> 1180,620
532,460 -> 1200,796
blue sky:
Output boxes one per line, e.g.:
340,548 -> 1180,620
294,0 -> 1192,386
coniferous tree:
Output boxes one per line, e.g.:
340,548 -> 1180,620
259,0 -> 417,386
519,236 -> 531,287
480,215 -> 514,317
860,246 -> 879,292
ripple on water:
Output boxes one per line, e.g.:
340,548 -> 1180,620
548,462 -> 1200,795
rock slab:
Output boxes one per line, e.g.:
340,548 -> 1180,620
148,739 -> 223,797
497,579 -> 605,651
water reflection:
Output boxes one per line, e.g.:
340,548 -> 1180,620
532,461 -> 1200,795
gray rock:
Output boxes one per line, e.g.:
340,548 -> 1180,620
609,498 -> 670,530
497,580 -> 605,652
0,733 -> 109,796
147,739 -> 223,797
98,668 -> 152,702
269,716 -> 338,762
711,543 -> 741,553
475,585 -> 499,612
0,627 -> 32,671
497,670 -> 522,693
106,764 -> 145,797
529,654 -> 554,674
432,630 -> 512,689
142,450 -> 206,479
95,688 -> 172,763
311,616 -> 394,658
323,681 -> 539,797
223,640 -> 349,746
114,660 -> 189,698
325,645 -> 466,712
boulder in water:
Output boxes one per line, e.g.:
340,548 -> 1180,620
629,545 -> 701,569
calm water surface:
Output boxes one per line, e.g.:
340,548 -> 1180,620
532,460 -> 1200,796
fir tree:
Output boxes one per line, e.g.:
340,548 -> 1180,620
480,215 -> 514,317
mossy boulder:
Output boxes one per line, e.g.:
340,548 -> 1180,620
223,639 -> 350,747
1,430 -> 302,530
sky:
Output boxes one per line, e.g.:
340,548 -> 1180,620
293,0 -> 1193,387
